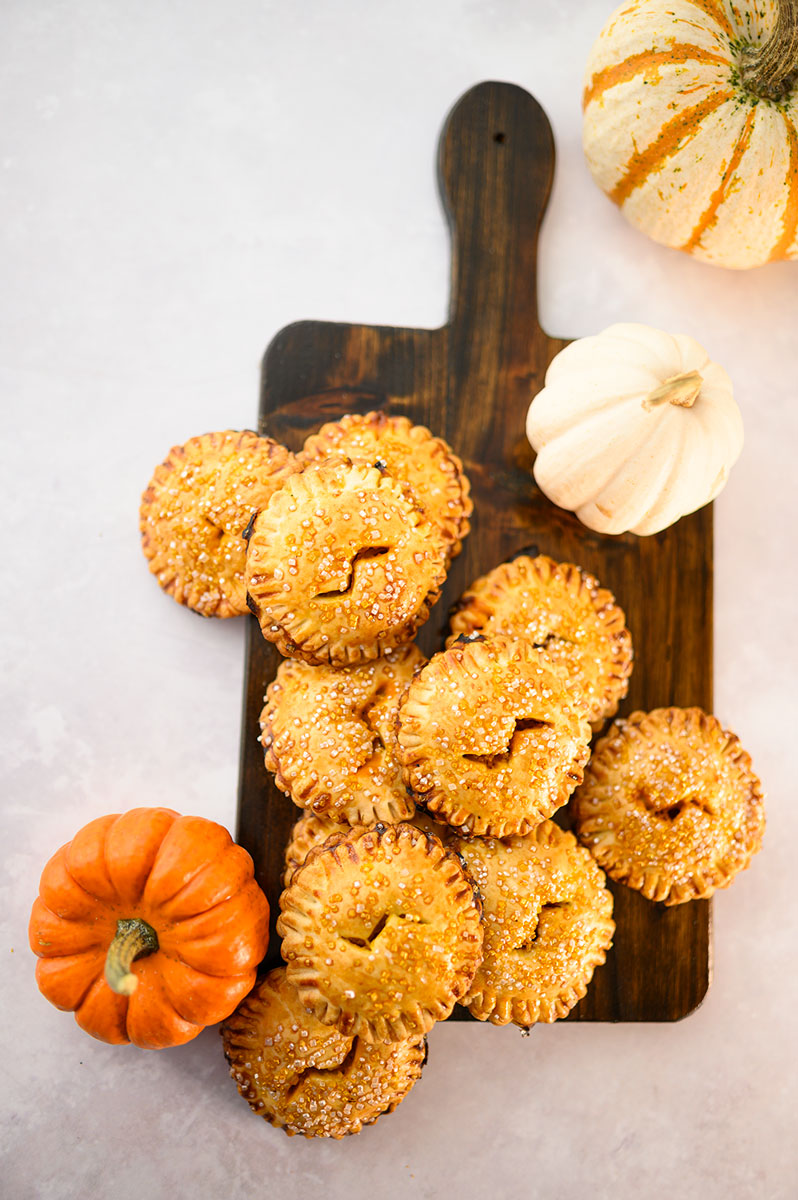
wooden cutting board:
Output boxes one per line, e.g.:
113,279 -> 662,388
236,80 -> 712,1022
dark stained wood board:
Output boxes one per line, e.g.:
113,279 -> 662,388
237,81 -> 712,1022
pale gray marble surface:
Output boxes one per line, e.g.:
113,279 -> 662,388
2,2 -> 795,1197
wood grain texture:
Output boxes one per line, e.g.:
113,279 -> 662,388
236,81 -> 712,1022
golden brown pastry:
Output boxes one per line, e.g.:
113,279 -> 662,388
277,822 -> 484,1043
261,645 -> 424,826
221,967 -> 426,1138
282,806 -> 446,887
299,410 -> 472,559
396,635 -> 592,837
454,822 -> 615,1026
573,707 -> 765,904
448,554 -> 633,729
245,458 -> 449,665
140,429 -> 295,617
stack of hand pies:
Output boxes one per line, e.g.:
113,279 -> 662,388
140,412 -> 765,1139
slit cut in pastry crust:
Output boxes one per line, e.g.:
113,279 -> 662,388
140,430 -> 296,617
299,410 -> 472,559
245,458 -> 449,665
448,554 -> 633,730
573,707 -> 765,905
277,822 -> 484,1043
260,645 -> 424,827
396,635 -> 592,838
221,967 -> 426,1138
454,821 -> 615,1027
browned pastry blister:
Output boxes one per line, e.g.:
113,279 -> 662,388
396,635 -> 592,838
221,967 -> 426,1138
261,645 -> 424,826
448,554 -> 633,730
453,821 -> 615,1026
277,822 -> 484,1043
299,410 -> 472,559
573,707 -> 765,905
245,458 -> 449,665
139,429 -> 296,617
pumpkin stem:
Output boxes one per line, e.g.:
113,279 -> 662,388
104,918 -> 159,996
642,369 -> 703,411
740,0 -> 798,102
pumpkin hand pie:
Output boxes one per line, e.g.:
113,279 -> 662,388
573,707 -> 765,905
448,554 -> 633,730
454,821 -> 615,1026
299,410 -> 472,559
260,644 -> 424,827
396,635 -> 592,838
140,429 -> 296,617
222,967 -> 426,1138
245,458 -> 449,665
277,822 -> 484,1043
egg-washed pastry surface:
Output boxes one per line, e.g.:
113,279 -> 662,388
573,707 -> 765,905
454,821 -> 614,1026
140,430 -> 296,617
277,822 -> 483,1043
261,645 -> 424,826
245,459 -> 449,665
448,554 -> 633,730
221,967 -> 426,1138
396,635 -> 592,838
299,410 -> 472,559
282,807 -> 445,887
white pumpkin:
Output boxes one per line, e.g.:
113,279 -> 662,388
525,323 -> 743,536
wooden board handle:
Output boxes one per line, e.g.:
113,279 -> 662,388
437,80 -> 555,343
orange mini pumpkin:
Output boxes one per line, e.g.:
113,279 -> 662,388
29,808 -> 270,1049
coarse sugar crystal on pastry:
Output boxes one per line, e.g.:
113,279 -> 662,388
221,966 -> 426,1138
245,458 -> 449,665
261,644 -> 423,827
396,635 -> 592,838
299,410 -> 472,559
573,707 -> 765,905
282,806 -> 448,887
453,821 -> 615,1027
277,822 -> 484,1043
140,429 -> 296,617
447,554 -> 633,730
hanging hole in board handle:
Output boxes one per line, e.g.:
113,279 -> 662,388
494,131 -> 506,143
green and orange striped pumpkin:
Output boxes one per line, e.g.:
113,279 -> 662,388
582,0 -> 798,268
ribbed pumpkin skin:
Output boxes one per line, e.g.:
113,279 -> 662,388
583,0 -> 798,268
29,809 -> 270,1049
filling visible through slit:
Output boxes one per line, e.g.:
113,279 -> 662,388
636,786 -> 718,821
315,546 -> 390,599
285,1036 -> 360,1100
514,902 -> 570,952
341,912 -> 424,949
463,717 -> 550,768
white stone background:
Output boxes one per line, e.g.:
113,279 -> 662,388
2,2 -> 796,1197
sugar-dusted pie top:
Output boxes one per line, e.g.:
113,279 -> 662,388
448,554 -> 633,729
261,645 -> 424,826
454,821 -> 614,1026
221,967 -> 426,1138
573,707 -> 765,905
299,410 -> 472,558
277,822 -> 484,1043
140,429 -> 296,617
245,458 -> 449,665
396,634 -> 592,838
